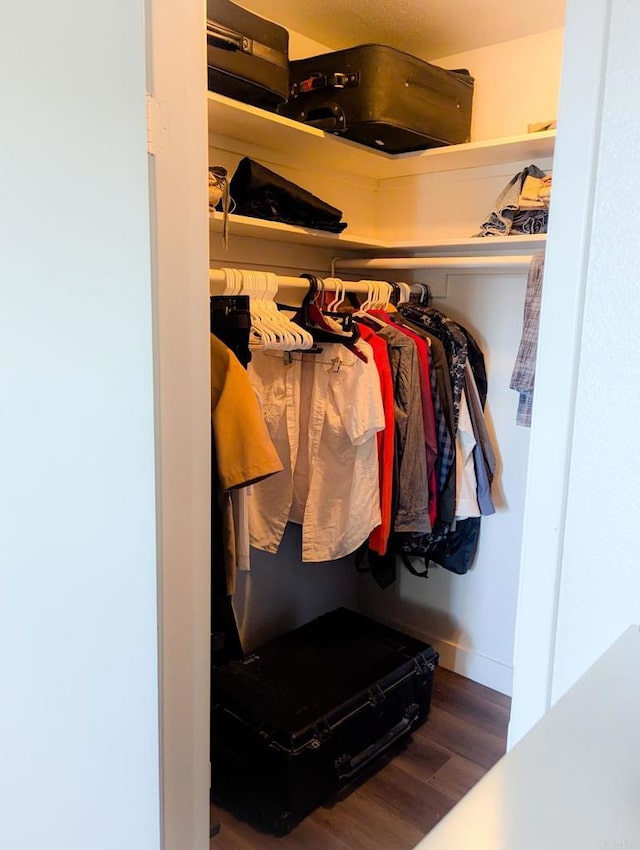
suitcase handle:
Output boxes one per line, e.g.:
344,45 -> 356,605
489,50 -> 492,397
303,104 -> 347,132
207,21 -> 247,52
291,72 -> 359,98
335,714 -> 416,781
207,22 -> 288,70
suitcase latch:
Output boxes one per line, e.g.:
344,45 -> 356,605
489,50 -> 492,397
367,684 -> 386,707
310,718 -> 332,748
334,753 -> 351,772
404,703 -> 420,722
256,720 -> 277,746
414,654 -> 437,675
291,72 -> 359,98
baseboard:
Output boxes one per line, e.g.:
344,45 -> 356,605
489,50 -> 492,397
427,635 -> 513,696
378,615 -> 514,696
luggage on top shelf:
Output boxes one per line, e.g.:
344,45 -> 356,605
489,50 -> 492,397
211,608 -> 439,834
279,44 -> 474,154
207,0 -> 289,109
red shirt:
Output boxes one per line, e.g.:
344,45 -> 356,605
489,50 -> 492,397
356,323 -> 395,554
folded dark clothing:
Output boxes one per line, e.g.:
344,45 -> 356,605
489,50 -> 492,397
227,157 -> 348,233
511,208 -> 549,234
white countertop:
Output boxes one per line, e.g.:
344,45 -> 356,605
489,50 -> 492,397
414,626 -> 640,850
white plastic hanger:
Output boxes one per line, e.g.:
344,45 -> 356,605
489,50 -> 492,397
255,271 -> 289,349
325,277 -> 344,312
398,281 -> 412,304
350,280 -> 386,329
316,277 -> 352,336
358,279 -> 374,313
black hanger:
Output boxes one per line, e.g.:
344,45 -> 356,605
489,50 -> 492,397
387,281 -> 401,307
209,295 -> 252,367
297,274 -> 360,345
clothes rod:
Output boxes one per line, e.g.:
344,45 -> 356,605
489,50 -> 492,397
332,255 -> 534,272
209,269 -> 417,298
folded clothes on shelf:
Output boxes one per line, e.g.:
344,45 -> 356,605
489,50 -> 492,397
519,172 -> 552,209
476,164 -> 552,237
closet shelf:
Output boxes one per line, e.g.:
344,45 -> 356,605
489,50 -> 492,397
211,212 -> 547,255
378,234 -> 547,255
334,254 -> 536,272
208,92 -> 556,181
209,212 -> 388,250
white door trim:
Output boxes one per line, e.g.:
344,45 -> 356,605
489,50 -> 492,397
146,0 -> 212,846
509,0 -> 614,746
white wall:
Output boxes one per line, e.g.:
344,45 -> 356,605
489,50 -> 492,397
435,29 -> 565,140
288,29 -> 334,60
0,3 -> 160,850
234,526 -> 359,649
550,0 -> 640,699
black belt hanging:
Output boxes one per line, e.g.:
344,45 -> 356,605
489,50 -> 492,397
210,294 -> 252,368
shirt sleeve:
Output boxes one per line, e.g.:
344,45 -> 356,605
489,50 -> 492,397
331,341 -> 385,446
455,388 -> 481,519
210,335 -> 284,490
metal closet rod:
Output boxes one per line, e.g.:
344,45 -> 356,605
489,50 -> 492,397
209,268 -> 419,297
331,255 -> 534,274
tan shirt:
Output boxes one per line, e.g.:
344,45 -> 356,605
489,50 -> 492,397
210,334 -> 283,592
210,334 -> 283,490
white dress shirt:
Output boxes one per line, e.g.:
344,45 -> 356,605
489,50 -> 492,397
248,341 -> 385,561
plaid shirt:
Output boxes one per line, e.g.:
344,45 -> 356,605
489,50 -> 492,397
399,304 -> 470,484
510,252 -> 545,426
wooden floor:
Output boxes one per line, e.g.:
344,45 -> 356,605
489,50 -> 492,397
210,668 -> 511,850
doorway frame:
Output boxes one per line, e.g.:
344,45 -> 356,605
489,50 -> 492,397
148,0 -> 614,843
508,0 -> 612,746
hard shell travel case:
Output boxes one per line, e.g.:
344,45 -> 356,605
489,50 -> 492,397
279,44 -> 474,153
211,607 -> 439,834
207,0 -> 289,109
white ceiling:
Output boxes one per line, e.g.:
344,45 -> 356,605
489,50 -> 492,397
235,0 -> 565,61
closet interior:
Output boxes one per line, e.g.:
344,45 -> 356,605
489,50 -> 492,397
208,0 -> 565,839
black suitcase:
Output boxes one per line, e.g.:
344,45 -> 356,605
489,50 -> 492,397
207,0 -> 289,109
211,608 -> 439,834
279,44 -> 474,154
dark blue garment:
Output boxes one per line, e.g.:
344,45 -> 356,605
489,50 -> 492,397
401,517 -> 481,576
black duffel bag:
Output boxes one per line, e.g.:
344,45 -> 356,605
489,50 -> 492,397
227,157 -> 348,233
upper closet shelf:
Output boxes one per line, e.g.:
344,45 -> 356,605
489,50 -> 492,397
208,92 -> 556,181
387,234 -> 547,254
209,212 -> 387,250
210,212 -> 546,254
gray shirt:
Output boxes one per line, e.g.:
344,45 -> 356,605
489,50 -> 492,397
375,324 -> 431,534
